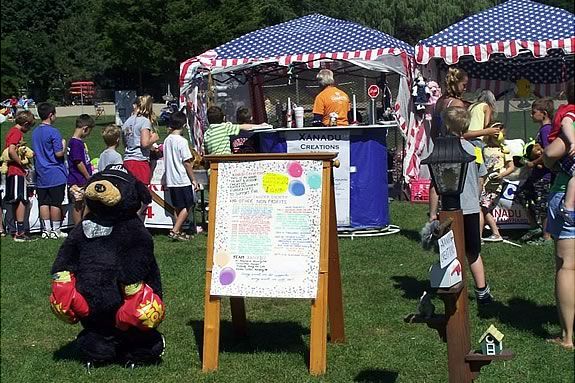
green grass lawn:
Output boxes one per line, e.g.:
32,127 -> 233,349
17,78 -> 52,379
1,201 -> 573,382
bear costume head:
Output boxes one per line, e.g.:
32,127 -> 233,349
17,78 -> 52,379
84,164 -> 151,223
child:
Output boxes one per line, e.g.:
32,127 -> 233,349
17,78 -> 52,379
163,111 -> 198,241
31,102 -> 68,239
516,98 -> 554,242
428,106 -> 494,305
98,124 -> 123,172
4,110 -> 36,241
481,122 -> 515,242
547,80 -> 575,224
230,107 -> 258,153
67,114 -> 95,225
464,89 -> 501,144
204,106 -> 263,155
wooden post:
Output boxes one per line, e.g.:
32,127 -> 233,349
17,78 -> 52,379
327,173 -> 345,343
203,161 -> 222,372
438,209 -> 472,383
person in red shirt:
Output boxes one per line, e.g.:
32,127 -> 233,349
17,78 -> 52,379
9,95 -> 18,118
4,110 -> 36,241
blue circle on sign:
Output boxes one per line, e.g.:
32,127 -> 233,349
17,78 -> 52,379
289,180 -> 305,196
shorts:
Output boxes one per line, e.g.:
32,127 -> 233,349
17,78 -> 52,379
124,160 -> 151,185
37,184 -> 66,206
169,185 -> 196,209
463,213 -> 481,262
546,192 -> 575,239
4,175 -> 29,204
514,177 -> 550,223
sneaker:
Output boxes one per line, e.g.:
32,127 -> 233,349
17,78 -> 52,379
477,294 -> 494,305
41,231 -> 51,239
49,231 -> 68,239
520,227 -> 543,242
483,234 -> 503,242
13,233 -> 36,242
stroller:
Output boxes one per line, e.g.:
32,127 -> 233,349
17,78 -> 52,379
158,100 -> 179,125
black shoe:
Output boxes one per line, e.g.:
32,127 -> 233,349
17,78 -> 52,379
477,294 -> 494,305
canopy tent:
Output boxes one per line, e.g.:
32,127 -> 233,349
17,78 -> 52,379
405,0 -> 575,182
179,14 -> 415,154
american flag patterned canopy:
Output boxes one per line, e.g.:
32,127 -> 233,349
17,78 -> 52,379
190,14 -> 414,69
415,0 -> 575,64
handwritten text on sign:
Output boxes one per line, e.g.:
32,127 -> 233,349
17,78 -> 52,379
438,230 -> 457,269
211,160 -> 323,298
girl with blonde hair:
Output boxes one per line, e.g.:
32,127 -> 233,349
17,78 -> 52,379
122,94 -> 160,185
430,67 -> 470,140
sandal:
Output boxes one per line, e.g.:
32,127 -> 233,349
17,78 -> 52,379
169,231 -> 191,241
483,234 -> 503,242
546,337 -> 575,351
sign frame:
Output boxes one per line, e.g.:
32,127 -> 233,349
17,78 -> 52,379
201,153 -> 345,376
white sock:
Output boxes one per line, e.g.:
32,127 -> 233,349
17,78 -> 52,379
53,220 -> 62,232
43,219 -> 52,232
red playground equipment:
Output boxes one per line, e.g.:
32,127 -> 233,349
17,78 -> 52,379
69,81 -> 96,105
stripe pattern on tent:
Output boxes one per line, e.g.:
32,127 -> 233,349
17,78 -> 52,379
415,0 -> 575,64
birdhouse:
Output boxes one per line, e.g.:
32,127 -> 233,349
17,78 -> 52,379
479,325 -> 504,355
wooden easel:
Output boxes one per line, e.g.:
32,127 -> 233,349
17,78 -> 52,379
202,153 -> 345,376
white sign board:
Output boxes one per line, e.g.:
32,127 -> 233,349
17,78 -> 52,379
438,230 -> 457,269
284,130 -> 350,226
210,159 -> 323,298
493,180 -> 530,229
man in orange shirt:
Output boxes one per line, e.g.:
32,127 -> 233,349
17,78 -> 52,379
312,69 -> 351,126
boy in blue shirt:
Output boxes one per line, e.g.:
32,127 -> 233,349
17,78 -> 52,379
32,102 -> 68,239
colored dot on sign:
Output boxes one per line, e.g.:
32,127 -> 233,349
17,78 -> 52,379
307,172 -> 321,189
287,161 -> 303,177
215,252 -> 230,267
289,180 -> 305,196
220,268 -> 236,285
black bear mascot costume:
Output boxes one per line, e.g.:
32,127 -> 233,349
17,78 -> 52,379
49,165 -> 165,370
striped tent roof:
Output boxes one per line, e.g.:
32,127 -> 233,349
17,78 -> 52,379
184,14 -> 413,70
415,0 -> 575,64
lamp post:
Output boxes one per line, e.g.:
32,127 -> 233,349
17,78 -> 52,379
422,134 -> 475,383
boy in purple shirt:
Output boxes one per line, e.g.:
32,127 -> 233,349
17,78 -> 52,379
67,114 -> 95,225
32,102 -> 68,239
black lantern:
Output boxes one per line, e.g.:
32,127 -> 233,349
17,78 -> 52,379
421,135 -> 475,211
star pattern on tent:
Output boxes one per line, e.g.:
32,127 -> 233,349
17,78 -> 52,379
419,0 -> 574,47
215,14 -> 413,59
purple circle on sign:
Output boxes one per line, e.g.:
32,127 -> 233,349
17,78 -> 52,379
220,268 -> 236,285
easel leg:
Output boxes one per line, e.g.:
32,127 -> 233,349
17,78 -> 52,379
230,297 -> 247,337
203,272 -> 221,372
310,272 -> 328,375
327,187 -> 345,343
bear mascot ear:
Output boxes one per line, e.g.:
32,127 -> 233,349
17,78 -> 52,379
136,180 -> 152,205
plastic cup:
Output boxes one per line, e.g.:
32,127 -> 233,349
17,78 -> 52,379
294,107 -> 304,128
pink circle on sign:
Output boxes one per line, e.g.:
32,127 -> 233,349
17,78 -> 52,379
287,161 -> 303,177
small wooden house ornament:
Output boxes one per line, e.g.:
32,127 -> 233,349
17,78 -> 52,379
479,325 -> 504,355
